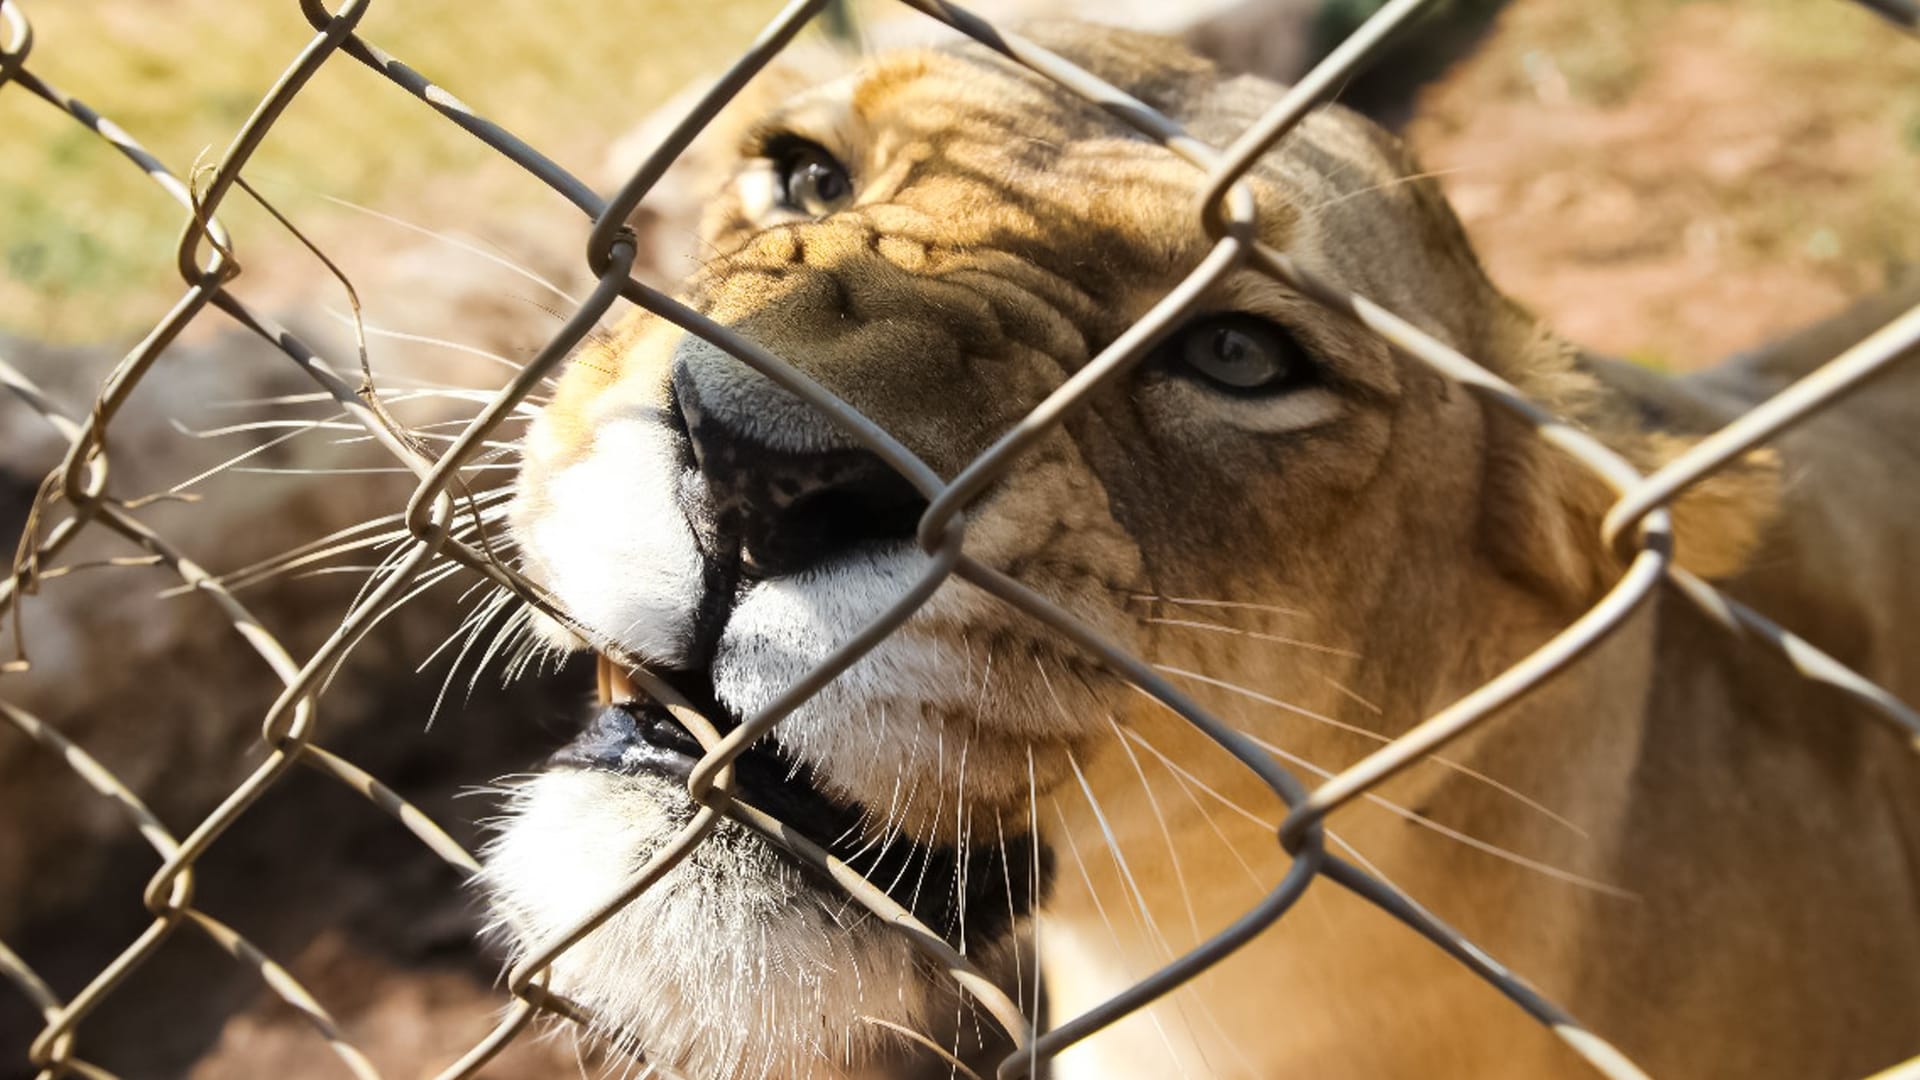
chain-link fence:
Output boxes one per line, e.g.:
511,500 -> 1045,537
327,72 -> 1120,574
4,0 -> 1920,1076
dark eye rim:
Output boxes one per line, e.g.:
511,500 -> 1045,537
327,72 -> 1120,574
765,136 -> 853,215
1153,312 -> 1319,397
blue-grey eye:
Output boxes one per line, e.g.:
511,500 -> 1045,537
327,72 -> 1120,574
777,143 -> 852,216
1171,314 -> 1315,393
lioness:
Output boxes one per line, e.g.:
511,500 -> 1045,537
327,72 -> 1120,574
484,22 -> 1920,1080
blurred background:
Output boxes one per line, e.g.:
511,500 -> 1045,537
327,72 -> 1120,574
1,0 -> 1915,1076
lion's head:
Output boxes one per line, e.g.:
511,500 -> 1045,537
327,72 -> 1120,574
483,22 -> 1788,1080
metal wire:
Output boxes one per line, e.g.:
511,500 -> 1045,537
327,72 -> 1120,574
2,0 -> 1916,1076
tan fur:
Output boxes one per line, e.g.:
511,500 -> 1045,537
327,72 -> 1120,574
497,23 -> 1920,1079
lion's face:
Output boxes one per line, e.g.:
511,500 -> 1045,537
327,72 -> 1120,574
486,25 -> 1544,1080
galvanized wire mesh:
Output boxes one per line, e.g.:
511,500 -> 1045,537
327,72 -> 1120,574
4,0 -> 1920,1077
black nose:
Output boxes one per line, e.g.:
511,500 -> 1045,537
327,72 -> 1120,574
670,336 -> 927,578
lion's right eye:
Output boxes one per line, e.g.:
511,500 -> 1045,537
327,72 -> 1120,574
1162,314 -> 1317,395
775,142 -> 853,217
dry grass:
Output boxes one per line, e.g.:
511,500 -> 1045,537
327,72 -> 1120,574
0,0 -> 784,342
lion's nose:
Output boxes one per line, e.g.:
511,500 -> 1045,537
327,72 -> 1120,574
670,336 -> 927,578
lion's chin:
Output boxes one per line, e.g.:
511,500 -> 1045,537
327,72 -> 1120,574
482,766 -> 940,1080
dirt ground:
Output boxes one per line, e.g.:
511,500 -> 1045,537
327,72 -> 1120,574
1408,0 -> 1920,368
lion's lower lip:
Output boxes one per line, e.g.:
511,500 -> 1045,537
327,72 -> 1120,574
545,671 -> 1053,958
548,700 -> 704,782
547,690 -> 850,841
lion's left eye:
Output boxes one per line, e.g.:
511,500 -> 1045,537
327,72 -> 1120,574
776,142 -> 853,217
1165,314 -> 1315,394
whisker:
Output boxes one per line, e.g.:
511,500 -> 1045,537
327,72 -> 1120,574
1321,674 -> 1385,716
1127,593 -> 1305,618
1048,793 -> 1192,1078
1144,616 -> 1360,659
1067,746 -> 1174,955
1042,658 -> 1219,1075
1299,165 -> 1477,218
203,384 -> 544,410
320,307 -> 557,386
1233,722 -> 1635,900
166,412 -> 348,494
167,515 -> 412,597
314,190 -> 583,305
229,463 -> 517,475
1106,715 -> 1202,943
174,417 -> 364,438
470,604 -> 534,697
1159,665 -> 1588,839
418,582 -> 513,674
955,741 -> 972,954
901,720 -> 950,917
1116,726 -> 1268,889
309,558 -> 467,699
429,587 -> 521,728
855,1017 -> 985,1080
1024,746 -> 1042,1080
993,808 -> 1024,1013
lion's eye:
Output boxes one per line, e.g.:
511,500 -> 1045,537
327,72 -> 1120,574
1168,314 -> 1315,393
776,142 -> 852,217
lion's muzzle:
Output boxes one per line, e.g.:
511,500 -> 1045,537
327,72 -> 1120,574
548,691 -> 1052,959
670,334 -> 930,580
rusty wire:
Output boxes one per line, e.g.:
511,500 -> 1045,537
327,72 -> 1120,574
2,0 -> 1918,1076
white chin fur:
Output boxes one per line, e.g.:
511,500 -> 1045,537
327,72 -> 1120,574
709,545 -> 1116,840
483,769 -> 934,1080
713,550 -> 989,807
526,412 -> 705,664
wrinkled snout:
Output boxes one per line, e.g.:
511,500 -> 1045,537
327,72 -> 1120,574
669,335 -> 929,579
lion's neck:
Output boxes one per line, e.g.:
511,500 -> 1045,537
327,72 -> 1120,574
1042,568 -> 1920,1078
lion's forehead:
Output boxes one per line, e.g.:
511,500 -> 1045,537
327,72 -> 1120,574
732,44 -> 1423,288
529,35 -> 1439,477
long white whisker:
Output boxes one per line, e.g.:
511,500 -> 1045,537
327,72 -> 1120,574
1049,794 -> 1191,1078
321,307 -> 558,386
205,384 -> 544,410
166,414 -> 344,493
158,516 -> 406,597
955,739 -> 972,954
1299,165 -> 1476,218
175,417 -> 365,438
1144,616 -> 1360,659
1106,716 -> 1202,943
1129,687 -> 1630,896
1025,746 -> 1042,1080
1066,746 -> 1173,955
429,588 -> 519,728
1128,593 -> 1305,618
469,603 -> 534,697
310,559 -> 466,699
854,1017 -> 985,1080
314,190 -> 584,305
1118,728 -> 1267,892
1231,724 -> 1636,900
418,581 -> 513,673
230,463 -> 517,476
994,807 -> 1024,1014
1321,674 -> 1385,715
1160,665 -> 1588,839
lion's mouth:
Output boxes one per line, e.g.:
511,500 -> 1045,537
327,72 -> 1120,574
547,659 -> 1050,956
548,666 -> 864,859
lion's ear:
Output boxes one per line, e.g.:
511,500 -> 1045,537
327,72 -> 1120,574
1631,431 -> 1781,580
1480,374 -> 1781,607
